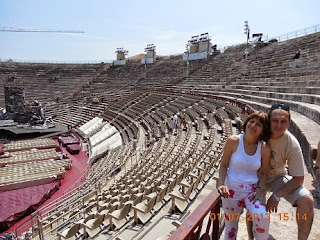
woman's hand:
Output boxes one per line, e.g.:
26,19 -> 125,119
218,185 -> 230,198
250,188 -> 266,204
267,194 -> 280,212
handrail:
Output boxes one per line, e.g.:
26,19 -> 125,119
263,24 -> 320,42
168,190 -> 221,240
218,24 -> 320,52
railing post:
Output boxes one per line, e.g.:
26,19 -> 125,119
211,201 -> 221,240
30,214 -> 34,237
168,191 -> 221,240
37,213 -> 44,240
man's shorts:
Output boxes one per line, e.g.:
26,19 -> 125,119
265,175 -> 311,206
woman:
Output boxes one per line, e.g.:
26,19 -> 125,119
218,112 -> 271,240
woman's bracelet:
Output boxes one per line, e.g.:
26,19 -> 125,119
256,186 -> 263,190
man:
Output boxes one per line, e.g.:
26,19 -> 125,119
248,103 -> 314,240
293,49 -> 301,68
172,114 -> 178,131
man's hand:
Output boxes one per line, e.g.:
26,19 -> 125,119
267,194 -> 280,212
218,185 -> 230,198
250,188 -> 266,204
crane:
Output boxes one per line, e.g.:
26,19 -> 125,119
0,26 -> 84,33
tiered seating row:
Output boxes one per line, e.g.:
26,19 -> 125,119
3,138 -> 57,152
0,148 -> 61,166
0,62 -> 102,108
0,158 -> 70,191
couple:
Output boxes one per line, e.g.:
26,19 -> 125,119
218,103 -> 314,240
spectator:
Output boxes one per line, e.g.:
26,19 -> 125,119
293,49 -> 301,68
115,160 -> 121,174
172,114 -> 178,130
133,138 -> 137,151
179,111 -> 186,130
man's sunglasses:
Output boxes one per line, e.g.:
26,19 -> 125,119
271,103 -> 290,111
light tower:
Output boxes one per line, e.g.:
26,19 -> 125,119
188,35 -> 199,54
244,21 -> 250,56
183,33 -> 212,61
114,48 -> 128,66
141,44 -> 156,65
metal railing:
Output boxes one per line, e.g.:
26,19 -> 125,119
14,214 -> 37,239
168,190 -> 222,240
218,24 -> 320,52
13,142 -> 138,238
262,24 -> 320,42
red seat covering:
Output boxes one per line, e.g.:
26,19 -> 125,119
66,144 -> 81,154
60,137 -> 79,147
0,182 -> 60,232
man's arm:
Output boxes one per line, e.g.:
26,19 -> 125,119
267,176 -> 304,212
275,176 -> 304,197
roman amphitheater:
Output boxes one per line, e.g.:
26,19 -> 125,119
0,26 -> 319,240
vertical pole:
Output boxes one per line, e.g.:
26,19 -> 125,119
187,60 -> 189,77
207,39 -> 209,62
211,199 -> 221,240
187,43 -> 190,78
144,58 -> 147,75
244,21 -> 249,59
248,29 -> 250,45
37,213 -> 44,240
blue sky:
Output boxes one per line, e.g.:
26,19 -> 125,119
0,0 -> 319,62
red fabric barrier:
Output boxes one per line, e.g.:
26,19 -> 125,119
66,144 -> 81,154
59,137 -> 79,147
0,182 -> 60,232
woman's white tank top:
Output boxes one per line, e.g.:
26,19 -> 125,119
227,134 -> 262,184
